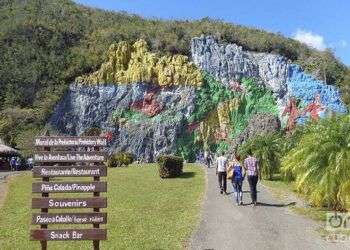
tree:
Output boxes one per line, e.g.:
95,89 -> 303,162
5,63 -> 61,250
281,115 -> 350,210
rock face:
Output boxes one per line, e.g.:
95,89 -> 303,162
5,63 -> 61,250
191,35 -> 289,98
76,39 -> 202,87
48,37 -> 347,162
191,36 -> 347,120
287,64 -> 347,114
49,83 -> 196,162
231,113 -> 281,153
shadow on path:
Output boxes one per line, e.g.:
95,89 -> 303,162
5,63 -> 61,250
257,201 -> 296,207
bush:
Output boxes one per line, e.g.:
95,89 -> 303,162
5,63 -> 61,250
107,152 -> 135,167
157,155 -> 184,178
281,115 -> 350,211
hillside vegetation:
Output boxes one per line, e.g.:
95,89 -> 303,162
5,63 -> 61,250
0,0 -> 349,151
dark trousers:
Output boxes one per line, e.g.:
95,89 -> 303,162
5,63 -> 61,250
248,175 -> 258,203
206,157 -> 211,168
218,172 -> 227,192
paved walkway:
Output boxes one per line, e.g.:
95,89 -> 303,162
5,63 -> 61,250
189,167 -> 350,250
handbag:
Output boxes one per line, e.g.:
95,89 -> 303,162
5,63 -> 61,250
227,168 -> 233,179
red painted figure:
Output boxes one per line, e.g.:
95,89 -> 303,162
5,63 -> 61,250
303,94 -> 324,121
187,122 -> 200,133
282,98 -> 299,131
131,91 -> 163,117
229,80 -> 244,92
101,131 -> 113,141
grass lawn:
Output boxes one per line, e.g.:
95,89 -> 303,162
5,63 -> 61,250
0,163 -> 205,249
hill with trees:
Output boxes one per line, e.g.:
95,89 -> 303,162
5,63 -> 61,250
0,0 -> 349,153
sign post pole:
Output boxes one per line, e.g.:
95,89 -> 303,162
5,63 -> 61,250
93,145 -> 100,250
40,144 -> 50,250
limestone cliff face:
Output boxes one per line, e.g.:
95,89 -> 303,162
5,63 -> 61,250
191,36 -> 347,119
49,83 -> 196,162
191,35 -> 289,98
48,37 -> 346,162
230,113 -> 281,153
77,39 -> 202,87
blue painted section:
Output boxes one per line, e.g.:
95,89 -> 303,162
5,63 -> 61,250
287,64 -> 347,116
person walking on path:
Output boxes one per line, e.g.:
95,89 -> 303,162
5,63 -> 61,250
204,150 -> 212,168
244,150 -> 260,206
228,155 -> 245,205
216,151 -> 228,194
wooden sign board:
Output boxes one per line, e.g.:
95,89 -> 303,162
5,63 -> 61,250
31,136 -> 107,249
32,197 -> 107,209
33,166 -> 107,178
32,182 -> 107,193
32,213 -> 107,225
34,136 -> 107,147
30,229 -> 107,241
34,151 -> 106,163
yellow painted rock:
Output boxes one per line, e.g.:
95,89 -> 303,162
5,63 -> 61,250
76,39 -> 202,86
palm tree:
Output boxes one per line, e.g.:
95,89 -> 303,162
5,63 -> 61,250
281,115 -> 350,211
239,133 -> 281,180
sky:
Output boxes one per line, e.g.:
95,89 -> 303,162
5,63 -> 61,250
74,0 -> 350,66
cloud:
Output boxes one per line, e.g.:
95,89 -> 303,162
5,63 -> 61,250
293,29 -> 327,51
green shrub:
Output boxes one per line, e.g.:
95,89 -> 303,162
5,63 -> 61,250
107,152 -> 135,167
281,115 -> 350,211
157,155 -> 184,178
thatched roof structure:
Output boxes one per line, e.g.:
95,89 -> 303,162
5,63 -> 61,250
0,140 -> 20,157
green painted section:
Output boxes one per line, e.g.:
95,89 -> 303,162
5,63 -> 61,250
189,74 -> 236,123
176,76 -> 279,162
230,78 -> 279,138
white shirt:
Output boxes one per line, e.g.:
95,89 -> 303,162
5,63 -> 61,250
216,156 -> 228,172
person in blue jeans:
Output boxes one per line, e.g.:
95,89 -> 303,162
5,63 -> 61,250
230,155 -> 245,205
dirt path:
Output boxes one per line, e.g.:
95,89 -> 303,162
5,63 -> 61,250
189,167 -> 350,250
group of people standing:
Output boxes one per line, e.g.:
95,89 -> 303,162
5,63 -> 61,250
215,150 -> 260,206
9,157 -> 33,171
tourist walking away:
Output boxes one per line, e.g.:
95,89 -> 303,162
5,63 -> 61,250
204,150 -> 212,168
244,150 -> 260,206
229,155 -> 245,205
216,152 -> 228,194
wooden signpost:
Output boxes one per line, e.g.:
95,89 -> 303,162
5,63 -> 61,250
31,136 -> 108,250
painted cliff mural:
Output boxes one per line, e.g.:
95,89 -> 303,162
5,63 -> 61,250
49,36 -> 347,162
